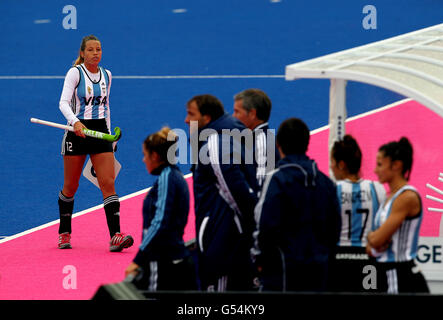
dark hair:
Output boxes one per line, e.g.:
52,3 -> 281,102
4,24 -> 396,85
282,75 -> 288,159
144,127 -> 178,163
277,117 -> 310,155
187,94 -> 225,122
379,137 -> 413,180
331,135 -> 362,175
234,89 -> 272,122
74,35 -> 100,66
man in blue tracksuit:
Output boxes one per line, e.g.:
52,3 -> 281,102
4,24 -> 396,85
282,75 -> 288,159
185,94 -> 259,291
252,117 -> 341,291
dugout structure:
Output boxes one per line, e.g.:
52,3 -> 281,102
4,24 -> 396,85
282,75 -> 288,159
285,22 -> 443,157
285,22 -> 443,293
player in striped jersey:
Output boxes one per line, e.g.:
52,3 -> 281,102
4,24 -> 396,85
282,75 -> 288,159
233,89 -> 280,188
57,35 -> 133,252
328,135 -> 386,292
367,137 -> 429,293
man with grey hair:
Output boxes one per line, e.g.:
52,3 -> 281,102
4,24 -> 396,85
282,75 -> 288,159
233,89 -> 280,187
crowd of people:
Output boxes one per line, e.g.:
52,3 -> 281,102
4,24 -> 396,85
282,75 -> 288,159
58,35 -> 429,295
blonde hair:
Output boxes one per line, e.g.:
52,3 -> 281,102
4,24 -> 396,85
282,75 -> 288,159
144,127 -> 178,163
73,35 -> 100,66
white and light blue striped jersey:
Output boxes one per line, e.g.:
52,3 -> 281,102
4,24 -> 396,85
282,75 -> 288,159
372,185 -> 423,263
336,179 -> 386,247
71,64 -> 110,120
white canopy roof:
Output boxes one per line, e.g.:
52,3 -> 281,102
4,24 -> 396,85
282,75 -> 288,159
285,23 -> 443,118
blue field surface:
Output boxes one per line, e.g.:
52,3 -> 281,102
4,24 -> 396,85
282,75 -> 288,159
0,0 -> 441,236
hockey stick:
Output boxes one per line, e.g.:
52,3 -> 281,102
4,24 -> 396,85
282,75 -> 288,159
30,118 -> 122,142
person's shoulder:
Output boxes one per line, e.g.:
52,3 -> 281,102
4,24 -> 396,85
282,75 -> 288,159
315,170 -> 338,190
168,165 -> 188,181
260,168 -> 283,193
267,166 -> 282,179
397,188 -> 420,204
169,165 -> 183,177
316,169 -> 334,182
156,166 -> 174,189
253,122 -> 269,132
66,66 -> 80,76
168,166 -> 190,193
269,165 -> 300,188
392,187 -> 421,218
63,66 -> 81,83
101,67 -> 112,78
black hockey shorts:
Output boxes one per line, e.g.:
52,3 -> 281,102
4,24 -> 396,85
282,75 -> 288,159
61,119 -> 113,156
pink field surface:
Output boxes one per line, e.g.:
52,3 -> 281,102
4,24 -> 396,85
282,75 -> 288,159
0,179 -> 196,300
0,100 -> 442,299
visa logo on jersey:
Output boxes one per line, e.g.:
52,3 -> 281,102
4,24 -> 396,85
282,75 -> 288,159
82,95 -> 108,106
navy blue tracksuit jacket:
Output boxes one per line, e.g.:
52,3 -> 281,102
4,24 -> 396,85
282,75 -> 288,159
252,154 -> 341,291
191,113 -> 259,289
133,164 -> 190,266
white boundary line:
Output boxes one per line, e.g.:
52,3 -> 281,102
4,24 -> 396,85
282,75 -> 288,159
0,75 -> 285,80
0,76 -> 65,79
0,174 -> 192,244
310,98 -> 411,135
114,75 -> 285,79
0,99 -> 411,245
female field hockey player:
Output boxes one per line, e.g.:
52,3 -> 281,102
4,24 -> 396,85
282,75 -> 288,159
366,137 -> 429,293
328,135 -> 386,292
125,127 -> 197,291
57,34 -> 133,251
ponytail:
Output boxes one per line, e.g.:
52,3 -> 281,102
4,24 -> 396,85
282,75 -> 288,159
331,134 -> 362,175
144,127 -> 178,164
